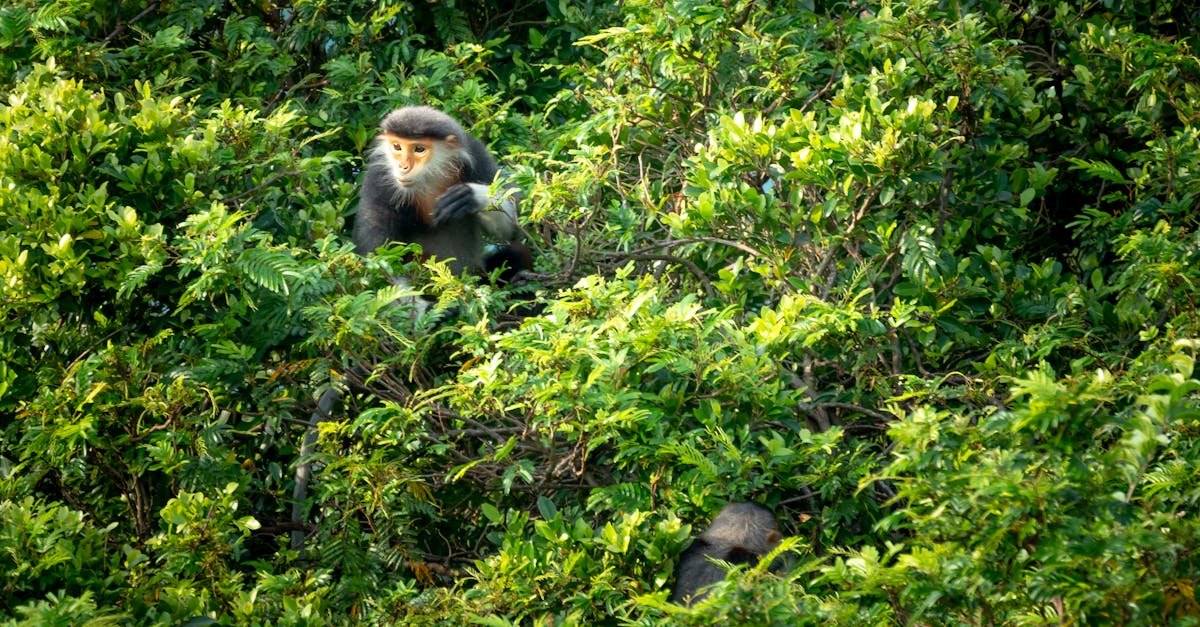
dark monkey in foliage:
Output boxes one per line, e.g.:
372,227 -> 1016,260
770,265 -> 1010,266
352,105 -> 532,280
292,107 -> 532,553
670,502 -> 784,605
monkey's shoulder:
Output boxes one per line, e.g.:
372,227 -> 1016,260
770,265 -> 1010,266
458,135 -> 499,183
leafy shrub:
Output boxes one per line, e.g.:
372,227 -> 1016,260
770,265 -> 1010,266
1,0 -> 1198,623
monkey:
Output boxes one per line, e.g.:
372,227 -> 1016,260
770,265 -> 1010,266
352,105 -> 532,280
292,108 -> 534,554
669,502 -> 784,605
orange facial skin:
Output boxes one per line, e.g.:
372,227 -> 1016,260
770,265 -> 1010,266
379,133 -> 460,183
381,133 -> 433,182
377,132 -> 465,224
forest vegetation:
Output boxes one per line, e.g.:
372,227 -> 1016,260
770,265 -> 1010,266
1,0 -> 1199,623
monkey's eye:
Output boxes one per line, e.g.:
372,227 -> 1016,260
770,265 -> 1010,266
412,144 -> 428,155
392,143 -> 403,151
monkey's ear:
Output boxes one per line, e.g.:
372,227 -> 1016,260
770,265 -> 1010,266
766,530 -> 781,544
444,134 -> 459,147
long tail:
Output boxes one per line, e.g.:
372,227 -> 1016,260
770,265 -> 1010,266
291,387 -> 341,552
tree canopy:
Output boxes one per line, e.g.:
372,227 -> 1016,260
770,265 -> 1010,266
1,0 -> 1199,624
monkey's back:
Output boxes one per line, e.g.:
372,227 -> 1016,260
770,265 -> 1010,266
700,502 -> 779,551
669,538 -> 730,604
669,502 -> 782,605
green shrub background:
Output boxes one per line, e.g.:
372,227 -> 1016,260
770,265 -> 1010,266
1,0 -> 1198,623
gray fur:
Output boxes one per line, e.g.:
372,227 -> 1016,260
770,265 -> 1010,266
669,502 -> 783,605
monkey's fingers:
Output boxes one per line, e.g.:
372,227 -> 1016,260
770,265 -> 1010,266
433,183 -> 482,225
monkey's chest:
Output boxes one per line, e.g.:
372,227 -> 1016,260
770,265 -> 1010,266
413,218 -> 484,276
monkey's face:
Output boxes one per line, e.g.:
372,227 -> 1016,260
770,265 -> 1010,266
377,133 -> 460,190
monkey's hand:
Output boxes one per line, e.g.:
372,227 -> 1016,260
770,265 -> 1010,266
433,183 -> 488,226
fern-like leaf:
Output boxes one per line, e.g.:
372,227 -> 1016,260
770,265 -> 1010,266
236,246 -> 295,295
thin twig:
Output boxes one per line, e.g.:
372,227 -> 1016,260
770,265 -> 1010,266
102,3 -> 160,46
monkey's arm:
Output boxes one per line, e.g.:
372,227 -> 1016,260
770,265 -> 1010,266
434,183 -> 520,241
355,195 -> 421,255
478,210 -> 519,241
481,183 -> 521,241
432,183 -> 488,225
353,219 -> 390,255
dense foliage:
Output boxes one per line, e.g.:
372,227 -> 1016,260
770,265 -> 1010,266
1,0 -> 1198,623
